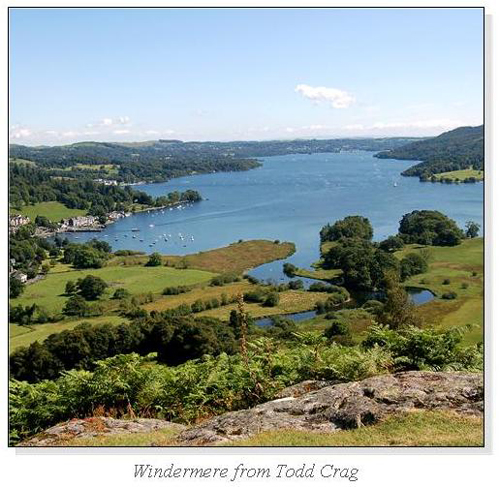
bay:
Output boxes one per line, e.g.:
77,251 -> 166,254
62,151 -> 483,281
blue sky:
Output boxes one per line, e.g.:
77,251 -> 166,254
9,8 -> 483,145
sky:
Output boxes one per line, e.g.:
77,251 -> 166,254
9,7 -> 483,145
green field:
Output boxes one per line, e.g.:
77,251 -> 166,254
293,267 -> 342,281
396,238 -> 483,343
11,263 -> 216,314
434,168 -> 484,182
16,201 -> 87,222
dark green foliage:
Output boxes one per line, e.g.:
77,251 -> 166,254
315,289 -> 351,314
320,215 -> 373,243
442,291 -> 457,300
266,317 -> 298,339
10,304 -> 57,326
362,299 -> 384,314
263,292 -> 280,307
308,282 -> 346,293
324,320 -> 351,342
282,262 -> 298,277
162,285 -> 190,295
375,275 -> 422,329
324,238 -> 399,290
63,295 -> 91,317
245,275 -> 260,285
112,288 -> 130,300
375,125 -> 484,178
398,210 -> 463,246
210,273 -> 239,286
442,278 -> 451,285
9,314 -> 238,383
400,253 -> 429,281
10,277 -> 25,298
465,221 -> 480,238
76,275 -> 108,300
145,252 -> 162,267
287,279 -> 304,290
63,242 -> 110,269
114,249 -> 145,256
156,317 -> 238,366
378,235 -> 405,252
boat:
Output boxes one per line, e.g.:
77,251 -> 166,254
149,224 -> 155,228
393,182 -> 398,187
131,228 -> 140,232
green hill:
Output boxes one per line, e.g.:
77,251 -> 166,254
375,125 -> 484,178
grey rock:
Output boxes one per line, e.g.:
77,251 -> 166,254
178,371 -> 483,445
20,417 -> 186,446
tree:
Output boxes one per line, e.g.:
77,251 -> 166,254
63,295 -> 90,316
76,275 -> 108,300
379,235 -> 405,252
263,292 -> 280,307
145,252 -> 162,267
320,215 -> 373,242
10,277 -> 25,298
65,280 -> 77,295
398,210 -> 463,246
400,253 -> 429,281
324,238 -> 399,290
375,274 -> 422,329
112,288 -> 130,300
465,221 -> 480,238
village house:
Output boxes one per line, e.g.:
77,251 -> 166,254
62,215 -> 98,228
9,214 -> 30,228
10,270 -> 28,283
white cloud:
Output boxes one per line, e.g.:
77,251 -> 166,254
9,126 -> 32,139
101,118 -> 113,126
295,84 -> 355,109
145,130 -> 160,135
163,129 -> 176,135
371,119 -> 463,130
113,129 -> 130,135
344,124 -> 365,130
116,116 -> 130,124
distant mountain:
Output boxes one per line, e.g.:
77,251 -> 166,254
8,137 -> 421,183
375,125 -> 484,177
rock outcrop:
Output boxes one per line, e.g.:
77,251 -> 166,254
20,417 -> 186,446
178,371 -> 483,445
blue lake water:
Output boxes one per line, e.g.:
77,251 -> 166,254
63,151 -> 483,282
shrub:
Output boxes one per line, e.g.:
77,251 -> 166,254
461,283 -> 469,290
442,278 -> 451,285
287,279 -> 304,290
76,275 -> 108,300
163,285 -> 190,295
400,253 -> 428,281
442,291 -> 457,300
263,292 -> 280,307
113,288 -> 131,300
145,252 -> 162,267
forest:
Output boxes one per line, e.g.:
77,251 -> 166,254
375,125 -> 484,178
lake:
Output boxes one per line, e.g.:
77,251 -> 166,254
63,151 -> 483,281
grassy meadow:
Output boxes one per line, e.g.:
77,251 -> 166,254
395,238 -> 483,344
9,239 -> 301,349
228,411 -> 483,447
16,201 -> 87,222
434,168 -> 484,182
